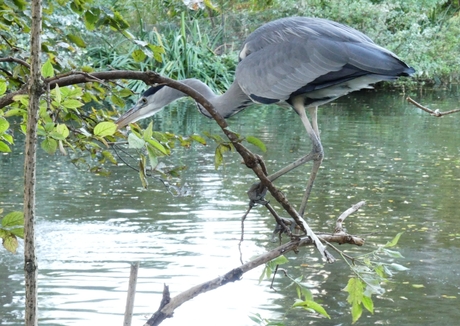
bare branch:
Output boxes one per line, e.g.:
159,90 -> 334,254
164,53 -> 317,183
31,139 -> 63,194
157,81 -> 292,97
407,96 -> 460,117
0,56 -> 30,69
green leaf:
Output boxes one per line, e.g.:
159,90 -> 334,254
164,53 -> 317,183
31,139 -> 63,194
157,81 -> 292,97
132,49 -> 146,62
41,138 -> 58,155
271,255 -> 289,266
94,122 -> 117,137
147,139 -> 168,155
102,150 -> 117,164
384,232 -> 404,248
143,122 -> 153,141
215,144 -> 224,170
344,277 -> 364,305
53,84 -> 61,104
49,131 -> 66,140
81,66 -> 94,73
246,136 -> 267,152
13,94 -> 29,106
293,299 -> 331,319
62,99 -> 84,109
4,108 -> 27,117
265,265 -> 272,279
0,79 -> 6,95
258,266 -> 267,284
382,248 -> 404,258
128,132 -> 145,149
2,233 -> 18,254
67,34 -> 87,48
41,59 -> 54,78
9,227 -> 24,239
1,211 -> 24,228
85,8 -> 100,22
190,134 -> 207,145
389,263 -> 409,271
0,141 -> 11,152
362,295 -> 374,314
248,313 -> 263,323
111,94 -> 125,107
0,117 -> 9,133
374,264 -> 385,278
55,124 -> 70,139
148,44 -> 165,62
298,285 -> 313,302
2,133 -> 13,144
351,302 -> 363,324
146,145 -> 159,169
12,0 -> 28,10
118,88 -> 134,98
214,144 -> 231,170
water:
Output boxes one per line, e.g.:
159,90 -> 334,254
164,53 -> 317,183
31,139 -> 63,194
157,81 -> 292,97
1,85 -> 460,325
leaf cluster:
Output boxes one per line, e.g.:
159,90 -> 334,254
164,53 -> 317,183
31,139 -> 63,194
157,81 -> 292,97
0,209 -> 24,254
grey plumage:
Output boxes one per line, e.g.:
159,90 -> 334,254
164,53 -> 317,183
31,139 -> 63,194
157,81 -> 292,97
116,16 -> 414,219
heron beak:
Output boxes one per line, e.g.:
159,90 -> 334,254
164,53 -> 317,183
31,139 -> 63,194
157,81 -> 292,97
115,103 -> 143,129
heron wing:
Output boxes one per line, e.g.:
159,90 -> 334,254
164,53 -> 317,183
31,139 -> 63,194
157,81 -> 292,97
236,17 -> 411,104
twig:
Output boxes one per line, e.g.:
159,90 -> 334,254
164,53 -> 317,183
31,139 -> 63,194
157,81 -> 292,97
407,96 -> 460,117
238,205 -> 253,264
334,201 -> 366,234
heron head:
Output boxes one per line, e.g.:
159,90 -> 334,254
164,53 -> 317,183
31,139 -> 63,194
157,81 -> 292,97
115,85 -> 168,128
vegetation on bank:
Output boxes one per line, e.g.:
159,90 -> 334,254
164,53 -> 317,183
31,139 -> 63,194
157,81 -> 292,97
89,0 -> 460,85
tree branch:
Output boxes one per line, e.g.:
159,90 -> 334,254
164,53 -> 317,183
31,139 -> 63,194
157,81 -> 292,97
0,56 -> 31,69
144,202 -> 364,325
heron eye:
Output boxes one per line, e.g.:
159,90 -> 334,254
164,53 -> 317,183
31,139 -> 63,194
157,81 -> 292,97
140,98 -> 148,105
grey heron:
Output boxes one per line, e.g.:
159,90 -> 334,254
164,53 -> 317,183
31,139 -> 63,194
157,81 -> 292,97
116,16 -> 415,217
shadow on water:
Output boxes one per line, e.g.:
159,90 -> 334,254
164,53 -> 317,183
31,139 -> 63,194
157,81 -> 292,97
1,86 -> 459,325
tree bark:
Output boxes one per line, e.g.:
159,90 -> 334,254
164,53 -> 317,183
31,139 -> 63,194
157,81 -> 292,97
24,0 -> 42,325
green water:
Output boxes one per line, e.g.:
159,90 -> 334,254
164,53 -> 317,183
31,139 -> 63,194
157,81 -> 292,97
1,85 -> 459,325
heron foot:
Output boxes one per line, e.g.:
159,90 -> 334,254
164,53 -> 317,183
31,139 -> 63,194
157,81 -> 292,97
270,217 -> 297,242
247,182 -> 268,207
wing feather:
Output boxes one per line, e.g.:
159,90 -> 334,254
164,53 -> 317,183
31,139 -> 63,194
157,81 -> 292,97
235,17 -> 412,103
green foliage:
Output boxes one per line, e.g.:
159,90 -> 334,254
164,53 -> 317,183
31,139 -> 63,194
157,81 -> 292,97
0,209 -> 24,254
0,116 -> 13,153
341,232 -> 407,323
255,233 -> 407,324
119,122 -> 207,186
259,255 -> 330,320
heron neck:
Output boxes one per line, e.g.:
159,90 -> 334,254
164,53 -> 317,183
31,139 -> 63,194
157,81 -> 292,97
180,79 -> 252,119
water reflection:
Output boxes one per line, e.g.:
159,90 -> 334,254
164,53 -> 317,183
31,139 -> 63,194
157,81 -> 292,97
1,87 -> 460,325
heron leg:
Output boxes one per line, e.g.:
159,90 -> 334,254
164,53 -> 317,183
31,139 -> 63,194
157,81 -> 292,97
247,104 -> 323,217
295,105 -> 323,217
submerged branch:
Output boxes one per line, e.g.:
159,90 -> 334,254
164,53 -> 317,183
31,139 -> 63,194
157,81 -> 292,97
407,96 -> 460,117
